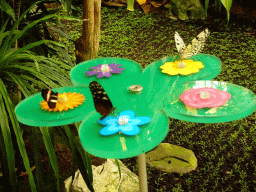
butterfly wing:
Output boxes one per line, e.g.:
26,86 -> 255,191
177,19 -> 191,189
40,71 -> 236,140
190,28 -> 210,56
41,89 -> 58,109
178,28 -> 210,59
181,44 -> 193,59
174,31 -> 186,59
89,81 -> 115,120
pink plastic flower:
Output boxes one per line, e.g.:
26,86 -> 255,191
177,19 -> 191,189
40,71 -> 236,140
180,87 -> 231,108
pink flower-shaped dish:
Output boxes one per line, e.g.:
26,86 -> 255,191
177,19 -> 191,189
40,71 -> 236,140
180,87 -> 231,108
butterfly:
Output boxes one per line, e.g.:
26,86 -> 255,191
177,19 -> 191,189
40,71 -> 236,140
41,89 -> 58,109
89,81 -> 116,120
175,28 -> 210,60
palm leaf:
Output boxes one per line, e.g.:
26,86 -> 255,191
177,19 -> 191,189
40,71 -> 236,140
0,0 -> 16,21
40,127 -> 60,192
57,126 -> 95,192
0,1 -> 43,56
0,79 -> 37,191
0,91 -> 17,191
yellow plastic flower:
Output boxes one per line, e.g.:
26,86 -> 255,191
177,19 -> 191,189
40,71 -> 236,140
160,60 -> 204,75
40,92 -> 85,112
136,0 -> 146,5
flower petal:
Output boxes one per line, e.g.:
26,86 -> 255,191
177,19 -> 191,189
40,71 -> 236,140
120,124 -> 140,136
98,117 -> 117,125
102,72 -> 112,77
100,124 -> 120,135
133,117 -> 151,125
112,68 -> 125,73
118,110 -> 135,119
85,71 -> 99,76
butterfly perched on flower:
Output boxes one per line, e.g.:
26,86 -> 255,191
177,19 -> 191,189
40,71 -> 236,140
89,81 -> 116,120
175,28 -> 210,60
41,89 -> 58,109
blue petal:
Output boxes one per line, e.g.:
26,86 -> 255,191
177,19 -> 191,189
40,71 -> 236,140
118,110 -> 135,119
98,116 -> 117,125
120,124 -> 140,136
134,117 -> 151,125
128,118 -> 142,125
100,124 -> 120,136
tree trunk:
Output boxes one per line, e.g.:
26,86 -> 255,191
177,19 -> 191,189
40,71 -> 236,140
13,0 -> 21,49
75,0 -> 101,64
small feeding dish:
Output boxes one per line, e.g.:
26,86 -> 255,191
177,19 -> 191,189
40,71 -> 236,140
129,85 -> 143,94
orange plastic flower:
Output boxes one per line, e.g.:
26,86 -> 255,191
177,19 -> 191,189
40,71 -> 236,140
40,92 -> 85,112
160,60 -> 204,75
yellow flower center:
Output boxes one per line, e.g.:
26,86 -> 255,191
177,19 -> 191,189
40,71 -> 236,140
58,93 -> 67,102
101,64 -> 111,72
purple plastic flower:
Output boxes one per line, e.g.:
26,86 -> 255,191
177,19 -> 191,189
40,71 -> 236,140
85,63 -> 125,78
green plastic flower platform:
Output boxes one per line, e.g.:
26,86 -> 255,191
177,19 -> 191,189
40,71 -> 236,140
164,80 -> 256,123
79,107 -> 169,159
15,86 -> 92,127
15,54 -> 255,160
70,54 -> 223,159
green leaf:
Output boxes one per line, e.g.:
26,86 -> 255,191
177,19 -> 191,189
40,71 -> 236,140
115,159 -> 122,180
58,126 -> 77,187
59,15 -> 83,22
0,79 -> 37,191
5,72 -> 32,97
3,40 -> 65,62
0,1 -> 43,56
48,25 -> 73,40
31,128 -> 44,191
0,0 -> 16,20
220,0 -> 233,22
40,127 -> 60,192
0,91 -> 17,191
56,126 -> 95,192
127,0 -> 135,11
204,0 -> 209,17
54,46 -> 73,66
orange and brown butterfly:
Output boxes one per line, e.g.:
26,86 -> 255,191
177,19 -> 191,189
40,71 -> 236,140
89,81 -> 116,120
41,89 -> 58,109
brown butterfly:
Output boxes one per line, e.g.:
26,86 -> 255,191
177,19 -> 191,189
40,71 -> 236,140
89,81 -> 116,120
41,89 -> 58,109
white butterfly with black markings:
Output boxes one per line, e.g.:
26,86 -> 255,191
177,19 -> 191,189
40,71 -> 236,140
175,28 -> 210,60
